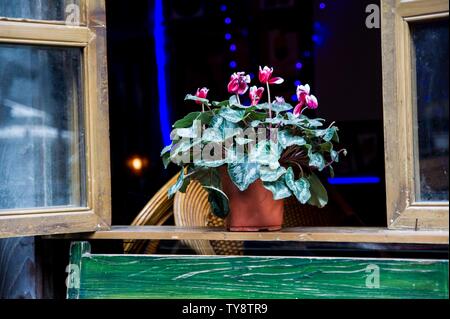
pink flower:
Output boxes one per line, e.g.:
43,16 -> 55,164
259,66 -> 284,85
195,87 -> 209,105
296,84 -> 310,106
227,72 -> 251,95
305,94 -> 318,109
249,86 -> 265,106
293,84 -> 319,116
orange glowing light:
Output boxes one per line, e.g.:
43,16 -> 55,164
128,156 -> 148,173
131,158 -> 143,171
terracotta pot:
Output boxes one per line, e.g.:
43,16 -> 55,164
220,168 -> 284,232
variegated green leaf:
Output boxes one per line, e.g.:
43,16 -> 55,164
202,128 -> 224,143
185,94 -> 209,105
278,130 -> 307,148
227,161 -> 260,191
218,108 -> 246,123
285,167 -> 311,204
309,153 -> 326,171
168,169 -> 185,198
263,180 -> 292,200
249,141 -> 281,170
260,166 -> 287,182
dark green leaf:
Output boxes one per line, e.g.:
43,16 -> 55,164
320,142 -> 333,153
212,100 -> 230,108
245,111 -> 267,122
192,168 -> 221,189
198,112 -> 214,125
208,188 -> 230,218
329,166 -> 335,178
173,112 -> 201,129
307,172 -> 328,208
162,152 -> 171,169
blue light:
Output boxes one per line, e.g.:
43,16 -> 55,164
220,4 -> 228,12
225,17 -> 232,24
312,34 -> 322,44
153,0 -> 171,146
225,33 -> 232,40
291,94 -> 298,102
230,44 -> 237,52
229,61 -> 237,68
249,72 -> 255,79
328,177 -> 381,185
295,62 -> 303,69
319,3 -> 326,9
303,50 -> 312,58
294,80 -> 302,86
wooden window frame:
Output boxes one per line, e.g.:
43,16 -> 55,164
1,1 -> 447,245
381,0 -> 449,230
0,0 -> 111,238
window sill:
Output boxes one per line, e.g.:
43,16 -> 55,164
49,226 -> 449,245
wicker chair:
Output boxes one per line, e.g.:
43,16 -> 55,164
124,174 -> 346,255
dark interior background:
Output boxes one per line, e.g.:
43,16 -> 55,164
106,0 -> 386,227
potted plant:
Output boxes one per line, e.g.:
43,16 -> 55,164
161,66 -> 346,232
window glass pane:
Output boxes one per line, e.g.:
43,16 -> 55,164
0,0 -> 81,22
411,19 -> 449,202
0,44 -> 86,211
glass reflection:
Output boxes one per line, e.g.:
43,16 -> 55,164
0,44 -> 86,211
412,19 -> 449,202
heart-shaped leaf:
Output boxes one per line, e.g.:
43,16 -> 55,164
307,172 -> 328,208
260,166 -> 287,182
227,160 -> 260,191
263,180 -> 292,200
278,130 -> 307,148
285,167 -> 311,204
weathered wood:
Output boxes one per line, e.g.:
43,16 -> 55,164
396,0 -> 449,17
381,0 -> 449,230
0,0 -> 112,239
69,242 -> 448,299
51,226 -> 449,245
0,21 -> 91,45
67,241 -> 90,299
0,237 -> 39,299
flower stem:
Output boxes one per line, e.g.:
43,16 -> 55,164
266,82 -> 273,130
236,94 -> 241,106
266,82 -> 272,119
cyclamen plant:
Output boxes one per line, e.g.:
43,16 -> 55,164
161,66 -> 346,218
